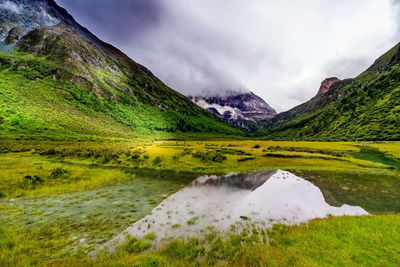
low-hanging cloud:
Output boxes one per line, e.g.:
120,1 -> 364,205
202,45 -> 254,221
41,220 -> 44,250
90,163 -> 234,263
56,0 -> 400,111
0,1 -> 22,13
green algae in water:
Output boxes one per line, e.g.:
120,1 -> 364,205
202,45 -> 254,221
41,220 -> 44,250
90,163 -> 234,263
291,147 -> 400,214
0,169 -> 197,253
352,147 -> 400,170
294,169 -> 400,214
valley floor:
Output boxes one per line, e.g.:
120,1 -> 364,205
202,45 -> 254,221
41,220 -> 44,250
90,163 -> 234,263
0,140 -> 399,266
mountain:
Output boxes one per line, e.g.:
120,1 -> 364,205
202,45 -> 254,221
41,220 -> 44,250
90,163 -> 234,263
259,43 -> 400,141
189,92 -> 277,130
0,0 -> 241,140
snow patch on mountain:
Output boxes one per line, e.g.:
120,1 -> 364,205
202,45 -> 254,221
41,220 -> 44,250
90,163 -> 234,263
0,0 -> 60,48
189,91 -> 277,125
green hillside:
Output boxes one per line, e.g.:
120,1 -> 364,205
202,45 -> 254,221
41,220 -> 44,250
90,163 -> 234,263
0,26 -> 241,141
259,43 -> 400,141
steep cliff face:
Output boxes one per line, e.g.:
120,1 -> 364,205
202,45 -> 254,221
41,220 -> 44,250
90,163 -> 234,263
317,77 -> 341,95
189,91 -> 277,129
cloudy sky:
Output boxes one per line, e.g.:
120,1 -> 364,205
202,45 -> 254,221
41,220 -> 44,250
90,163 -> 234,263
56,0 -> 400,112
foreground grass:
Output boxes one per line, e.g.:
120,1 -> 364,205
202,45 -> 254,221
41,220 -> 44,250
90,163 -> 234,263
43,215 -> 400,266
0,140 -> 399,266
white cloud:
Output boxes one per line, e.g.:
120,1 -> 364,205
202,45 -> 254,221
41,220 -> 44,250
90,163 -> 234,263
58,0 -> 400,112
39,7 -> 59,26
0,0 -> 22,14
116,0 -> 399,111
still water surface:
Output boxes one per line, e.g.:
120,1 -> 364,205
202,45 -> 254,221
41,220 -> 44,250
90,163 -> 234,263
105,170 -> 368,247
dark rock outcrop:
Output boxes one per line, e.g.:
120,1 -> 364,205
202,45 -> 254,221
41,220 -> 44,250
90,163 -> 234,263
317,77 -> 341,95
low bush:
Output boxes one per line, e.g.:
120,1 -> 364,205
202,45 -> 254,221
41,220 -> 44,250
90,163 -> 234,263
48,168 -> 71,179
192,151 -> 227,163
127,149 -> 149,165
22,175 -> 44,188
152,156 -> 162,166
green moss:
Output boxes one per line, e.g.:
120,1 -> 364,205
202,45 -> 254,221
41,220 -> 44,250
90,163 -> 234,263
143,233 -> 157,241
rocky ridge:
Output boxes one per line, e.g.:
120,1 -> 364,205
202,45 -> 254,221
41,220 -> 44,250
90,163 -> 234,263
189,91 -> 277,129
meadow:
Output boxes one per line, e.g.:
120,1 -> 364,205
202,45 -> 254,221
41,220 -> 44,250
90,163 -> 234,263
0,139 -> 399,266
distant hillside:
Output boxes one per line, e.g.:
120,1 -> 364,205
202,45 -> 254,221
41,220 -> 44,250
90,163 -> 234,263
0,0 -> 241,140
259,43 -> 400,141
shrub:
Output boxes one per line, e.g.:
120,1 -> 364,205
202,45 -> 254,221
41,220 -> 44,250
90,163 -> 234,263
144,232 -> 157,241
22,175 -> 44,188
240,216 -> 250,221
152,156 -> 162,166
102,153 -> 119,163
40,148 -> 58,156
128,149 -> 149,165
192,151 -> 227,163
172,148 -> 193,161
48,168 -> 71,179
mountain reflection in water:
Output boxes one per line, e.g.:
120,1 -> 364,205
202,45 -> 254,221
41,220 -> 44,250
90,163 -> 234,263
103,170 -> 368,249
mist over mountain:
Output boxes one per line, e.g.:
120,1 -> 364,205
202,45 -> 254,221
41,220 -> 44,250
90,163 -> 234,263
56,0 -> 400,112
0,0 -> 399,141
1,2 -> 400,266
189,91 -> 277,130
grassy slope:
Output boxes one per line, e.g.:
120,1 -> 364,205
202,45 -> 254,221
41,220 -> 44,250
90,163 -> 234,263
0,27 -> 241,141
260,44 -> 400,141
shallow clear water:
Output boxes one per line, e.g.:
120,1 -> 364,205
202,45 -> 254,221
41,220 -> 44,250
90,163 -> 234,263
294,169 -> 400,214
104,170 -> 368,249
0,169 -> 196,250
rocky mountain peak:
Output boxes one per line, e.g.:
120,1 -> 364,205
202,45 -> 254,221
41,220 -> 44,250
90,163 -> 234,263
189,91 -> 277,127
0,0 -> 103,50
317,77 -> 341,95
